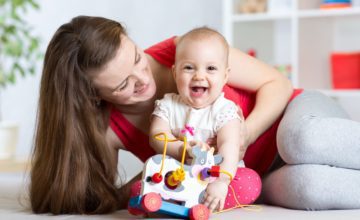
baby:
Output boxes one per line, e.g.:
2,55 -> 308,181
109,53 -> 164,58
150,27 -> 261,212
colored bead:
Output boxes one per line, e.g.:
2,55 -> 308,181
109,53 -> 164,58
164,171 -> 179,190
172,168 -> 185,182
151,173 -> 163,183
200,167 -> 211,180
168,176 -> 179,186
209,165 -> 220,177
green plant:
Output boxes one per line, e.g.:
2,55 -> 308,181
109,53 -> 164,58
0,0 -> 41,88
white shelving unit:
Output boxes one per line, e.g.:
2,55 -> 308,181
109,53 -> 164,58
222,0 -> 360,120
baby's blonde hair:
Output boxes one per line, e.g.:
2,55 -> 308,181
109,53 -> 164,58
177,27 -> 229,65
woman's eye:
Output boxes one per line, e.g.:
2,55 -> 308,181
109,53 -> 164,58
208,66 -> 217,71
118,78 -> 129,91
135,53 -> 141,64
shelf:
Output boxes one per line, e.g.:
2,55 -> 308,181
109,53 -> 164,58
232,12 -> 292,22
317,89 -> 360,97
298,7 -> 360,18
223,0 -> 360,108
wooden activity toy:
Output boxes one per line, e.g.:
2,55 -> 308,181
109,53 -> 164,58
128,132 -> 232,220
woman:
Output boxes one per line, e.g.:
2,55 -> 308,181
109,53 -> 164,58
30,15 -> 360,214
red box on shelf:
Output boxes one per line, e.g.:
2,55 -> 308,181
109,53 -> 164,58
330,52 -> 360,89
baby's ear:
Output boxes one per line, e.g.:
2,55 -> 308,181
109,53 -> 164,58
224,67 -> 230,83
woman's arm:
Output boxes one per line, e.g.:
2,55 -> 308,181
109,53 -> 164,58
227,48 -> 293,145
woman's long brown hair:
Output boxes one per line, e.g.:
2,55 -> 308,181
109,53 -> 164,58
30,16 -> 126,214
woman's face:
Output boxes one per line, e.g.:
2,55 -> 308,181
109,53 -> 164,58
92,35 -> 156,106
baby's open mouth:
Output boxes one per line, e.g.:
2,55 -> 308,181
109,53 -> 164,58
191,86 -> 207,96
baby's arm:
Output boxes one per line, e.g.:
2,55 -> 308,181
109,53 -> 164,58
217,118 -> 244,179
149,116 -> 187,161
203,118 -> 245,212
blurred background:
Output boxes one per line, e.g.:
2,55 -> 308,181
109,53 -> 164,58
1,0 -> 359,179
1,0 -> 224,177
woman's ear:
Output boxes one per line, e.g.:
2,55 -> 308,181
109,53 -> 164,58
94,97 -> 102,106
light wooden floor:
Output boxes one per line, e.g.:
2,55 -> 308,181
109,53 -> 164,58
1,172 -> 360,220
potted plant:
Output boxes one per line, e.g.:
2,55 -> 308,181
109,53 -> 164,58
0,0 -> 41,159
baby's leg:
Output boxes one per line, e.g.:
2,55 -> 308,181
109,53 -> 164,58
262,164 -> 360,210
277,90 -> 360,169
224,167 -> 261,209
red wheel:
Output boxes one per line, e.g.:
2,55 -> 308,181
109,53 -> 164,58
189,204 -> 210,220
141,192 -> 162,212
127,206 -> 145,216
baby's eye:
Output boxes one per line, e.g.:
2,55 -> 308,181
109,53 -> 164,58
184,65 -> 193,70
207,66 -> 217,71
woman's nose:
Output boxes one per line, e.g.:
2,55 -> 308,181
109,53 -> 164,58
132,68 -> 147,82
133,71 -> 148,87
135,79 -> 144,88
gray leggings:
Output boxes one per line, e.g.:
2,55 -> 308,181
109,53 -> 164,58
262,90 -> 360,210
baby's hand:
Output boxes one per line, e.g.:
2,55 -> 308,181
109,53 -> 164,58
206,136 -> 217,147
189,140 -> 210,150
202,180 -> 228,212
185,140 -> 211,162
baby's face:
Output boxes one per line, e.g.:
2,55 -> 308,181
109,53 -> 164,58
173,38 -> 229,109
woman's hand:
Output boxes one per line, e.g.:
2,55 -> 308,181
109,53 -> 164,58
239,122 -> 249,160
236,105 -> 252,151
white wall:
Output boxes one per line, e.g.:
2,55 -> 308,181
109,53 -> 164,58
2,0 -> 222,179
